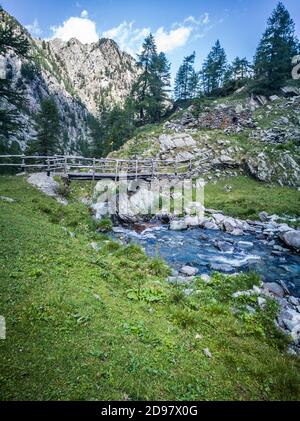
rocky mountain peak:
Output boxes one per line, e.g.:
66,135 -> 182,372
1,7 -> 139,153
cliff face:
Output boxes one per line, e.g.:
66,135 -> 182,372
0,9 -> 139,154
40,37 -> 139,114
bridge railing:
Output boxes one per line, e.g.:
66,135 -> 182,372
0,155 -> 211,178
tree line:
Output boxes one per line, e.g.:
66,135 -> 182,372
175,2 -> 299,100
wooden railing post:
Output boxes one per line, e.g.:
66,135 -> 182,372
92,158 -> 95,181
135,160 -> 138,181
115,160 -> 119,182
174,158 -> 178,176
47,158 -> 50,177
64,156 -> 67,174
21,158 -> 26,173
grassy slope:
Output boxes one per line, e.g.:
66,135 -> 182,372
205,176 -> 300,221
0,176 -> 300,401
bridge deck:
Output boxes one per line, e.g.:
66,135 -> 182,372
66,172 -> 174,180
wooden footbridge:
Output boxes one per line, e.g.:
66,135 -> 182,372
0,155 -> 209,180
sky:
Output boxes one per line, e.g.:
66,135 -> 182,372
2,0 -> 300,81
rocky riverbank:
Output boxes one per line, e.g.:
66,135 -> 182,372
111,223 -> 300,355
167,265 -> 300,355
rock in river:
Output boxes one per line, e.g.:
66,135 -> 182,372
170,220 -> 188,231
280,230 -> 300,251
264,282 -> 286,298
179,266 -> 198,276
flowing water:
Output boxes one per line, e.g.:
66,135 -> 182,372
111,226 -> 300,297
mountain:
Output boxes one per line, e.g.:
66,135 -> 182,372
0,9 -> 139,154
38,37 -> 139,114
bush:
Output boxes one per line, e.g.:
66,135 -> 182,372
96,217 -> 113,232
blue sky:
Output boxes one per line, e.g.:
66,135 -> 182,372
2,0 -> 300,80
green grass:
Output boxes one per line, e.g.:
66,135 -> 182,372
0,176 -> 300,401
205,176 -> 300,220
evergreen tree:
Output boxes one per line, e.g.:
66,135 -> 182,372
90,98 -> 136,157
188,70 -> 200,99
231,57 -> 252,80
0,6 -> 30,150
149,52 -> 171,122
106,98 -> 136,151
0,6 -> 30,56
254,2 -> 300,91
28,97 -> 61,155
174,52 -> 198,100
201,40 -> 227,95
88,114 -> 106,157
131,34 -> 171,123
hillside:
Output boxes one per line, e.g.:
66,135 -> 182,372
109,89 -> 300,188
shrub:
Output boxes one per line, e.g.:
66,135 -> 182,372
96,217 -> 113,232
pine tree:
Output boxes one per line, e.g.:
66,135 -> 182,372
254,2 -> 300,92
174,52 -> 197,100
231,57 -> 252,80
90,97 -> 136,157
149,52 -> 171,122
28,97 -> 61,155
188,70 -> 200,99
201,40 -> 227,95
132,34 -> 157,122
0,6 -> 30,150
131,34 -> 171,123
0,6 -> 30,56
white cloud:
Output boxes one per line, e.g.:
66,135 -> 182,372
25,19 -> 42,37
103,21 -> 193,55
184,13 -> 210,26
51,15 -> 98,44
80,10 -> 88,18
202,13 -> 210,25
155,26 -> 192,53
102,11 -> 214,55
103,21 -> 150,55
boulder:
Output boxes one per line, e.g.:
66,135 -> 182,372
257,297 -> 267,308
184,216 -> 200,227
203,220 -> 219,230
289,296 -> 300,307
179,266 -> 198,276
222,217 -> 237,233
259,211 -> 269,222
200,274 -> 211,283
230,228 -> 244,236
214,241 -> 234,253
219,155 -> 235,164
203,348 -> 212,358
280,230 -> 300,251
0,196 -> 15,203
210,263 -> 235,273
170,220 -> 188,231
212,213 -> 225,225
159,133 -> 196,152
264,282 -> 285,298
167,276 -> 190,285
